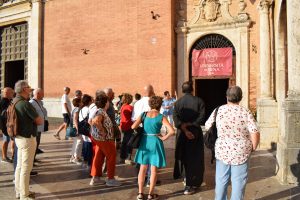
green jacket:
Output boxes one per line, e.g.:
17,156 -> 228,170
14,95 -> 38,138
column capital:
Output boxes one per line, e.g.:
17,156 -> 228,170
257,0 -> 273,14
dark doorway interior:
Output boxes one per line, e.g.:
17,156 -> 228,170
195,79 -> 229,123
5,60 -> 25,88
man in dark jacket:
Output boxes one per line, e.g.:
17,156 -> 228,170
0,87 -> 15,163
173,81 -> 205,195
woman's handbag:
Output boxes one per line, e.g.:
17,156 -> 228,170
78,110 -> 90,136
204,106 -> 219,163
66,125 -> 77,137
127,112 -> 147,149
66,109 -> 77,137
44,120 -> 49,132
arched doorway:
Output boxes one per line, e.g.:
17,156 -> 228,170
189,34 -> 236,122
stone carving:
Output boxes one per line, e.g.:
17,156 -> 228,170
257,0 -> 273,13
238,0 -> 249,21
186,0 -> 249,26
0,0 -> 12,6
200,0 -> 221,22
177,1 -> 187,26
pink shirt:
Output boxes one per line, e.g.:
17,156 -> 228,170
205,104 -> 258,165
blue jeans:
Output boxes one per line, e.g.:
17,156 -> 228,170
215,159 -> 249,200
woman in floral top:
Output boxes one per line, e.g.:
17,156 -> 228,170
205,86 -> 260,200
89,93 -> 121,187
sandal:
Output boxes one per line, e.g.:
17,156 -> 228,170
147,194 -> 159,200
53,134 -> 61,140
137,193 -> 144,200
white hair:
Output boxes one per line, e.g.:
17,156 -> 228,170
14,80 -> 28,94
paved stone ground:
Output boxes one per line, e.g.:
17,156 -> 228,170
0,119 -> 300,200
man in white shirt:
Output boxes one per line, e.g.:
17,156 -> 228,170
54,87 -> 72,140
131,85 -> 155,121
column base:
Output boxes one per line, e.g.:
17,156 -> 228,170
276,99 -> 300,185
277,142 -> 300,185
257,98 -> 278,149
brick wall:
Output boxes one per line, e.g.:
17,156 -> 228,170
44,0 -> 175,98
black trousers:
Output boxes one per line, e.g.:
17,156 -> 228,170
34,132 -> 41,160
182,134 -> 205,187
120,129 -> 133,160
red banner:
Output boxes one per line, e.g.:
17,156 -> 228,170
192,48 -> 232,77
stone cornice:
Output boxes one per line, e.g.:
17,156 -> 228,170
0,0 -> 30,10
176,20 -> 251,34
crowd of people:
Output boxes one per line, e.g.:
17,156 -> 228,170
0,80 -> 260,200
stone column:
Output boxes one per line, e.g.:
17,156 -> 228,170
277,0 -> 300,185
258,0 -> 272,99
27,0 -> 43,88
256,0 -> 278,149
175,26 -> 188,98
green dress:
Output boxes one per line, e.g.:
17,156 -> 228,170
134,113 -> 166,168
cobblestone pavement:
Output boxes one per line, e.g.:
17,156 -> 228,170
1,123 -> 300,200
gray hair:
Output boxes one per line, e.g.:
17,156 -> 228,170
14,80 -> 29,94
226,86 -> 243,103
103,88 -> 112,95
75,90 -> 82,96
95,89 -> 105,98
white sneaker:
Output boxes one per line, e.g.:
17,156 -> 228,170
106,179 -> 121,187
89,177 -> 105,186
125,159 -> 133,165
72,158 -> 82,165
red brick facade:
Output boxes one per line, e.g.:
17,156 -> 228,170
44,0 -> 175,97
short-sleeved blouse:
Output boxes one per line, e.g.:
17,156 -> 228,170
205,104 -> 259,165
91,108 -> 114,141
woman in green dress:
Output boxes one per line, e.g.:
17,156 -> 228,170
132,96 -> 175,200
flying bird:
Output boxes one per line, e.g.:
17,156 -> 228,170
151,11 -> 160,20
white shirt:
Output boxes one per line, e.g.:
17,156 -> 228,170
131,97 -> 150,121
80,106 -> 91,142
61,94 -> 72,114
79,106 -> 89,122
88,103 -> 98,120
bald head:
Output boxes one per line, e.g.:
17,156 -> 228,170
144,84 -> 155,97
33,88 -> 44,100
2,87 -> 14,99
104,88 -> 114,101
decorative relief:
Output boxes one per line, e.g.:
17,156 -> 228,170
200,0 -> 221,22
181,0 -> 250,27
257,0 -> 273,14
177,0 -> 187,27
0,0 -> 13,6
0,0 -> 28,7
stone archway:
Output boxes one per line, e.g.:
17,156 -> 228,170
175,1 -> 251,108
176,24 -> 251,108
189,34 -> 237,121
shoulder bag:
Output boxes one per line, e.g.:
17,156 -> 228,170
204,106 -> 220,164
78,109 -> 90,136
127,112 -> 147,149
